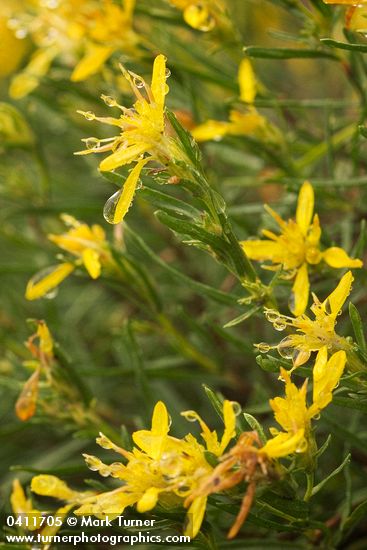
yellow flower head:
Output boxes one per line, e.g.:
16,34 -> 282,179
15,320 -> 54,422
25,214 -> 108,300
241,181 -> 362,316
30,400 -> 237,538
258,271 -> 354,367
167,0 -> 224,31
7,0 -> 137,98
261,348 -> 346,458
192,58 -> 269,143
76,54 -> 172,224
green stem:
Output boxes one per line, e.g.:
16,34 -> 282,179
304,472 -> 314,502
157,313 -> 217,372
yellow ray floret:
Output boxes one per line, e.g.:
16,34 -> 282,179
241,182 -> 362,315
258,271 -> 354,368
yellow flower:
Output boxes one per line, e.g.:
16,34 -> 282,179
25,214 -> 108,300
0,14 -> 28,77
7,0 -> 137,99
15,320 -> 54,422
31,400 -> 237,538
192,58 -> 271,143
241,182 -> 362,315
261,348 -> 346,457
167,0 -> 224,31
11,478 -> 73,536
258,271 -> 354,367
76,54 -> 174,224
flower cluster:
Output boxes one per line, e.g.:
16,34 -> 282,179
3,0 -> 137,98
26,214 -> 109,300
241,181 -> 362,316
24,343 -> 346,538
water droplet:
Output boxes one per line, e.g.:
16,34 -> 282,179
84,137 -> 100,150
84,111 -> 95,121
15,28 -> 27,39
295,439 -> 308,453
213,135 -> 223,142
7,18 -> 20,30
273,319 -> 287,331
278,337 -> 294,359
324,298 -> 332,315
183,411 -> 198,422
165,68 -> 171,78
231,401 -> 242,416
44,287 -> 58,300
101,94 -> 117,107
265,309 -> 280,323
103,189 -> 122,225
257,342 -> 270,353
288,292 -> 295,314
133,75 -> 145,89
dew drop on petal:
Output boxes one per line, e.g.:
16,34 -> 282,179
273,319 -> 287,331
257,342 -> 271,353
324,298 -> 332,315
15,28 -> 27,39
231,401 -> 242,416
44,287 -> 59,300
183,412 -> 198,422
278,337 -> 294,359
133,75 -> 145,89
101,95 -> 117,107
165,68 -> 171,78
84,111 -> 95,121
103,189 -> 122,225
265,309 -> 280,323
84,137 -> 101,150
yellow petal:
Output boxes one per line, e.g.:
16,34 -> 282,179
183,4 -> 215,31
106,159 -> 147,224
240,240 -> 282,261
82,248 -> 101,279
191,120 -> 231,142
296,181 -> 314,236
9,46 -> 58,99
40,505 -> 73,537
31,475 -> 77,501
181,409 -> 219,454
312,349 -> 346,412
137,487 -> 160,512
11,480 -> 42,530
37,321 -> 54,356
184,496 -> 207,538
323,271 -> 354,317
323,247 -> 363,269
25,263 -> 75,300
0,17 -> 29,77
238,58 -> 257,103
151,54 -> 167,107
260,429 -> 305,458
15,368 -> 40,421
290,263 -> 309,316
219,400 -> 236,454
71,44 -> 113,82
228,110 -> 265,136
99,142 -> 148,172
133,401 -> 170,459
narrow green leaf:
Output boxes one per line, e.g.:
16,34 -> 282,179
166,109 -> 201,170
321,37 -> 367,53
245,45 -> 338,60
223,306 -> 261,328
139,186 -> 200,219
349,303 -> 367,354
125,227 -> 239,306
332,396 -> 367,414
312,454 -> 351,497
243,413 -> 267,444
341,498 -> 367,541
